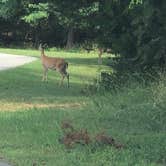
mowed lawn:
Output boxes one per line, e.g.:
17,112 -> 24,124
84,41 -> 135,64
0,48 -> 165,166
0,48 -> 101,112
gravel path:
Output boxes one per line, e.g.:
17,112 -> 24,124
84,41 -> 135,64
0,162 -> 12,166
0,53 -> 37,71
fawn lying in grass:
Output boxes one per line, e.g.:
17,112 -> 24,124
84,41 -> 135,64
60,120 -> 124,149
39,44 -> 69,87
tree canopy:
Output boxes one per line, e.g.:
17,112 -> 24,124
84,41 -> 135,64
0,0 -> 166,69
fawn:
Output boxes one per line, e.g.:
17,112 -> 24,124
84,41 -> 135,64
39,44 -> 69,87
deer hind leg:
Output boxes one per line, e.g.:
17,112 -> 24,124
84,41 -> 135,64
42,67 -> 48,82
59,70 -> 69,88
67,73 -> 69,88
59,74 -> 65,87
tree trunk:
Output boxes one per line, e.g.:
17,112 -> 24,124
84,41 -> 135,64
66,27 -> 74,49
98,48 -> 103,65
34,32 -> 39,48
33,24 -> 41,48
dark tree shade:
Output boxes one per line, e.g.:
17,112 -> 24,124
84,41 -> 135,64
0,0 -> 166,69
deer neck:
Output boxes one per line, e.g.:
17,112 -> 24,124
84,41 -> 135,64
41,49 -> 45,57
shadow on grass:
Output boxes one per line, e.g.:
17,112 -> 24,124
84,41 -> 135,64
67,57 -> 108,66
0,54 -> 111,111
0,65 -> 89,111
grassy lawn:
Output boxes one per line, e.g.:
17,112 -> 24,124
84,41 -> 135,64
0,47 -> 165,166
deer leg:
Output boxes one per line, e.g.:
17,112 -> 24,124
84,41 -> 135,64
59,74 -> 65,87
63,71 -> 70,88
42,67 -> 48,82
66,73 -> 69,88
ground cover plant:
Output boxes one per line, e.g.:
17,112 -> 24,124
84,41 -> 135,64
0,48 -> 165,166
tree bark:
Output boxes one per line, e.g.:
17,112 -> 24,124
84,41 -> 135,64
66,27 -> 74,49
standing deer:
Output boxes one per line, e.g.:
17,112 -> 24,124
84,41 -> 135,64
39,44 -> 69,88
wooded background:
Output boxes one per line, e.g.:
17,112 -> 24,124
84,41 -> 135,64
0,0 -> 166,69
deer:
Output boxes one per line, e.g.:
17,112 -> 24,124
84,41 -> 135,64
39,44 -> 69,88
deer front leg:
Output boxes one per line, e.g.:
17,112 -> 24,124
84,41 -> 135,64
42,67 -> 48,82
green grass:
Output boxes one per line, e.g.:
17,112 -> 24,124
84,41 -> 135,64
0,47 -> 165,166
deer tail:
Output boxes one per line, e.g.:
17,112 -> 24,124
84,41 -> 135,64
65,62 -> 68,69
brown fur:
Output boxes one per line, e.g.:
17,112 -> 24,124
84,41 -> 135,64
61,129 -> 91,148
59,121 -> 124,149
95,132 -> 115,145
61,120 -> 74,132
60,121 -> 91,148
39,44 -> 69,87
95,132 -> 124,149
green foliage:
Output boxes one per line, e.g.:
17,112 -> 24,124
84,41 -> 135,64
133,0 -> 166,68
85,0 -> 166,69
22,3 -> 49,26
1,0 -> 166,69
0,0 -> 20,19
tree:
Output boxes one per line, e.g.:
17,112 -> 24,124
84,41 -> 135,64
0,0 -> 26,45
131,0 -> 166,69
22,2 -> 49,47
1,0 -> 166,71
47,0 -> 98,49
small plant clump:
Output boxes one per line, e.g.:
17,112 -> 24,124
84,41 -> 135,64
59,120 -> 124,149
